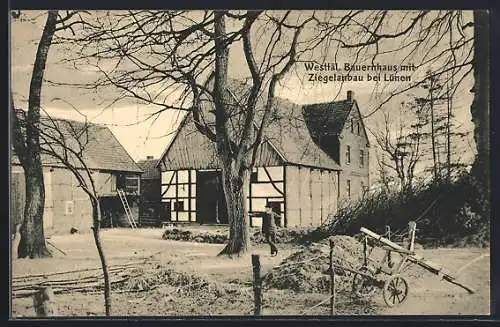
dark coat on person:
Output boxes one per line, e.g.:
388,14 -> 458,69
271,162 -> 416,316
261,211 -> 278,235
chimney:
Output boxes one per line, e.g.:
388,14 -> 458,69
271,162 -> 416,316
347,90 -> 354,102
146,155 -> 154,160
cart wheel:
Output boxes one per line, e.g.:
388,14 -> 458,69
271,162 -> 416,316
352,265 -> 377,298
383,275 -> 409,307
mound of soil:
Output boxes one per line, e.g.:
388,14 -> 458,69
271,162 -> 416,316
262,235 -> 364,293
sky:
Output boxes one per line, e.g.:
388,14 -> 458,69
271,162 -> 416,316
10,10 -> 477,178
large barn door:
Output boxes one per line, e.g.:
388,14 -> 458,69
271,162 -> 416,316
196,171 -> 228,224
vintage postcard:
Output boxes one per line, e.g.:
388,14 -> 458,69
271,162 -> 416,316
10,9 -> 490,317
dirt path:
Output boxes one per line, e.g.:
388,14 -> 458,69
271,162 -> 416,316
11,229 -> 490,316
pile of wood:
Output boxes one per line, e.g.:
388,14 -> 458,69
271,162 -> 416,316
11,260 -> 158,299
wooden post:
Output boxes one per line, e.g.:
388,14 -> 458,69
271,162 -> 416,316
385,225 -> 392,267
408,221 -> 417,252
33,286 -> 57,317
188,170 -> 192,222
252,254 -> 261,316
283,164 -> 287,228
329,238 -> 336,315
363,236 -> 368,266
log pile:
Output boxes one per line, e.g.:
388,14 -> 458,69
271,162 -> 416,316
12,260 -> 159,299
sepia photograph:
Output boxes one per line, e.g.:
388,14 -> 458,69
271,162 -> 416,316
9,9 -> 490,317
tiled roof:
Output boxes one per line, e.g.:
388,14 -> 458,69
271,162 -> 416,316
302,100 -> 354,137
12,115 -> 142,173
263,97 -> 342,170
159,79 -> 342,171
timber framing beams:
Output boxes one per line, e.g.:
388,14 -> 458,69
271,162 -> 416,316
161,169 -> 196,222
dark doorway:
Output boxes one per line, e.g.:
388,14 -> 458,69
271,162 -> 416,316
100,197 -> 124,228
196,170 -> 228,224
267,201 -> 283,227
159,202 -> 172,222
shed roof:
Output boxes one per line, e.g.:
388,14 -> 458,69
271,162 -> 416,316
12,115 -> 142,174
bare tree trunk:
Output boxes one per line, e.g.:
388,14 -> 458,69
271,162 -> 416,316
446,81 -> 452,181
90,198 -> 112,315
18,164 -> 51,258
218,167 -> 250,255
15,10 -> 58,258
212,11 -> 250,256
470,10 -> 489,182
429,86 -> 438,181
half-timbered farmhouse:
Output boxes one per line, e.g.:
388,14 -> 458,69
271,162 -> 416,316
11,116 -> 143,235
157,83 -> 370,228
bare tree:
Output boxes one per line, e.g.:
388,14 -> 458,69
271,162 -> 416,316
11,10 -> 90,258
374,151 -> 395,193
11,10 -> 58,258
371,104 -> 423,192
60,10 -> 331,255
470,10 -> 489,183
49,10 -> 486,254
15,111 -> 113,315
329,10 -> 487,180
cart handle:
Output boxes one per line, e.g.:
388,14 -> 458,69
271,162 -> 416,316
381,246 -> 415,256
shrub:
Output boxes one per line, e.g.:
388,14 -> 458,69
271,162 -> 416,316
297,172 -> 490,247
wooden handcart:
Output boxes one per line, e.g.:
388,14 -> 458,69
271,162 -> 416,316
347,222 -> 474,307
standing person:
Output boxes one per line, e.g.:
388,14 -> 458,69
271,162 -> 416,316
249,203 -> 280,256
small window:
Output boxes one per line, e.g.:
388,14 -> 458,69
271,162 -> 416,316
65,201 -> 74,215
360,149 -> 364,167
350,119 -> 354,133
346,146 -> 351,165
357,121 -> 361,135
347,180 -> 351,197
125,176 -> 139,193
174,201 -> 184,212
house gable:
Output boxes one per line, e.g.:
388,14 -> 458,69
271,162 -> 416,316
158,79 -> 342,172
157,112 -> 284,171
339,101 -> 370,148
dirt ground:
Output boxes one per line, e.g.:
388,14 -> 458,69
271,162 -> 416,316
10,228 -> 490,317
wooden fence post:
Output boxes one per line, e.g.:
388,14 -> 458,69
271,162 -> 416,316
408,221 -> 417,252
251,254 -> 261,316
385,225 -> 391,240
385,225 -> 392,267
363,236 -> 368,266
329,238 -> 335,315
33,286 -> 57,317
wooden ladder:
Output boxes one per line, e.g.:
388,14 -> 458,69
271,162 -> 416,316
117,188 -> 138,228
